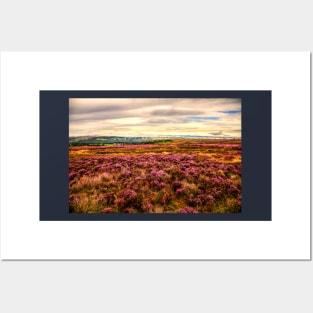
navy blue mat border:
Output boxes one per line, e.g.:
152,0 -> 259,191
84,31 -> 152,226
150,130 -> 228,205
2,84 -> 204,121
40,90 -> 271,221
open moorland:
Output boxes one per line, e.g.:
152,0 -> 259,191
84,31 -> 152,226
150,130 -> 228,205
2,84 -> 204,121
69,139 -> 241,214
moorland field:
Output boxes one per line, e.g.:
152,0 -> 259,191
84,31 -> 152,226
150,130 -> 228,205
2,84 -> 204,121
69,138 -> 241,214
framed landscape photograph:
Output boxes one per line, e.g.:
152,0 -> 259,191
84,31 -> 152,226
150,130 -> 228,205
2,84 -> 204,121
2,52 -> 309,260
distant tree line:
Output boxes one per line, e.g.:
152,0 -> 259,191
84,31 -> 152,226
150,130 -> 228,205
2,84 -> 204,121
69,139 -> 173,146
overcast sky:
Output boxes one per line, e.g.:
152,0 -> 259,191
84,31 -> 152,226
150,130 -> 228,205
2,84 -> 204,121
69,98 -> 241,138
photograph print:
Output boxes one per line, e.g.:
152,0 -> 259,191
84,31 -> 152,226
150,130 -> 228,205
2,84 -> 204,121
69,98 -> 242,214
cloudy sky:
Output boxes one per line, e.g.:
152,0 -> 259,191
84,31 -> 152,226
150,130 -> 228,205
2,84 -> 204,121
69,98 -> 241,138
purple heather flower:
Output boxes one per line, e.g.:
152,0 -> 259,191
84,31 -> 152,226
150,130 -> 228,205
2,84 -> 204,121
178,207 -> 199,214
102,208 -> 113,213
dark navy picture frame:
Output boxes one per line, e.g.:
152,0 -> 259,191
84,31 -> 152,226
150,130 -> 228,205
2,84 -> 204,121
40,90 -> 271,221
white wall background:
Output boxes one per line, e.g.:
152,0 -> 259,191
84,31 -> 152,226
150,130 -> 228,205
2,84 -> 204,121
0,1 -> 312,313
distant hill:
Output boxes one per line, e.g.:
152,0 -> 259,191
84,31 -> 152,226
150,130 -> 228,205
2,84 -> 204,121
69,135 -> 240,146
69,136 -> 173,146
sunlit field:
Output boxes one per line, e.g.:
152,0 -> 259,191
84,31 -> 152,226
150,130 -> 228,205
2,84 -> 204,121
69,139 -> 241,214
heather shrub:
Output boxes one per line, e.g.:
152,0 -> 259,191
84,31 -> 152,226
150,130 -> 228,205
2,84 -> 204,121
178,207 -> 199,214
69,139 -> 241,214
